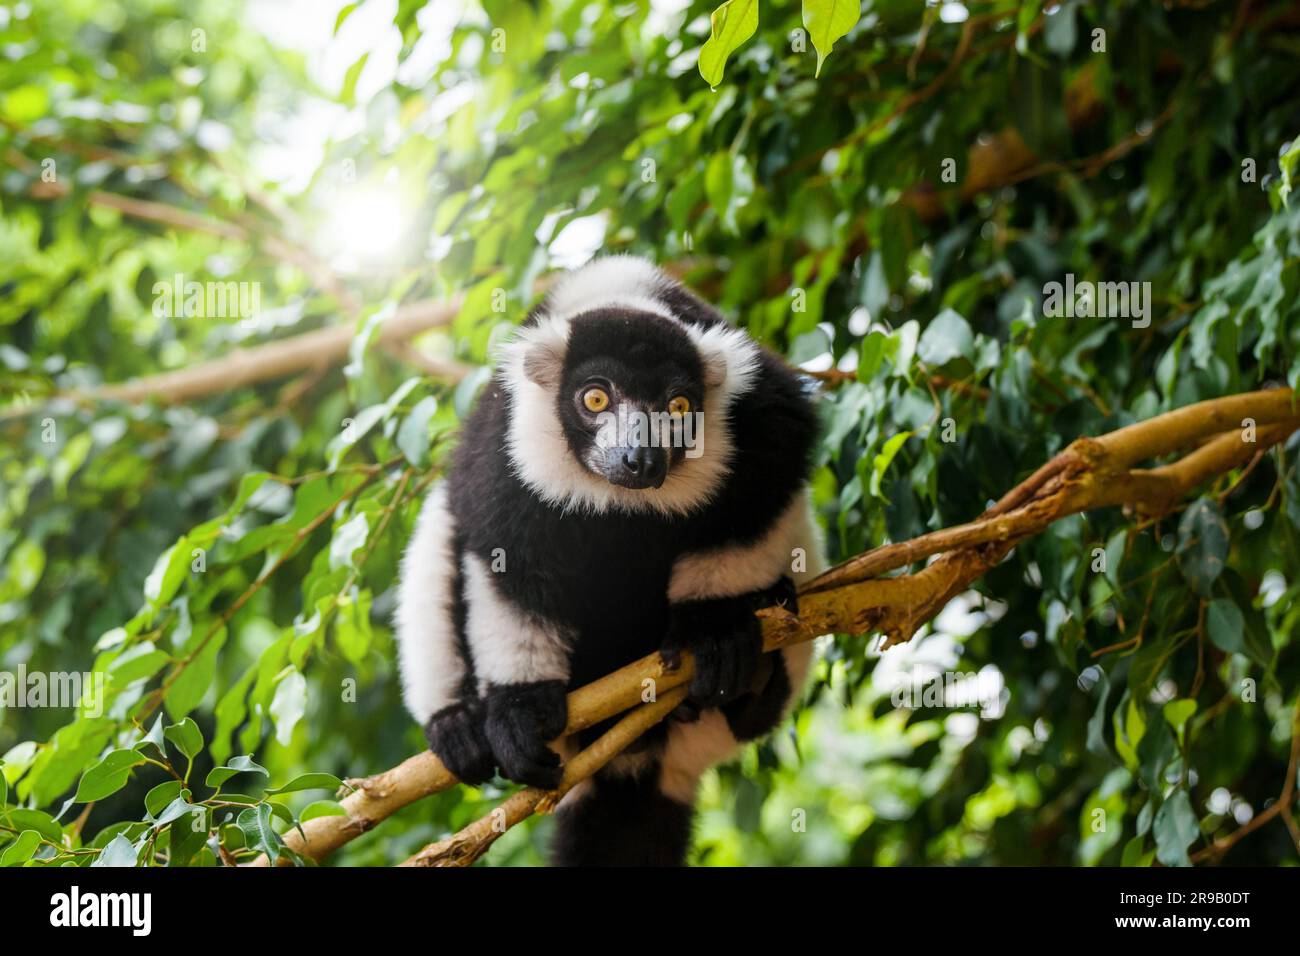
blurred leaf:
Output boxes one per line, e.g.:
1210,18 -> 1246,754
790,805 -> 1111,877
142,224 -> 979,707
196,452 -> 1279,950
1175,499 -> 1229,598
1153,791 -> 1199,867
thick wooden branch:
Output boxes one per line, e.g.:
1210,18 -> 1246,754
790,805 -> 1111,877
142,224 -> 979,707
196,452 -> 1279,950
69,296 -> 466,406
252,387 -> 1296,867
400,687 -> 690,867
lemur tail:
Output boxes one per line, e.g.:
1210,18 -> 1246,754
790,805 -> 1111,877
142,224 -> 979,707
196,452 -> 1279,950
549,768 -> 694,866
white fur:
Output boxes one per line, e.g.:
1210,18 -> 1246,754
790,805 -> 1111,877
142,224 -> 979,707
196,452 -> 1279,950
667,491 -> 820,602
659,709 -> 742,804
544,255 -> 674,319
496,258 -> 763,517
394,485 -> 465,724
461,552 -> 572,688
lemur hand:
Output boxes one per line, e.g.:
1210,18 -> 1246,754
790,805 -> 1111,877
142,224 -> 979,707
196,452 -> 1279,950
484,680 -> 568,790
661,576 -> 799,710
424,699 -> 496,785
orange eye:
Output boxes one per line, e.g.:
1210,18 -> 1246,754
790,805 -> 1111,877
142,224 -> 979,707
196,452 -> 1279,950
667,395 -> 691,416
582,387 -> 610,413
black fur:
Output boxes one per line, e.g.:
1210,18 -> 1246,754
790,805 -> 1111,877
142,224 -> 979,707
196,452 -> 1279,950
483,680 -> 568,789
424,267 -> 818,864
722,650 -> 793,742
662,575 -> 799,709
550,773 -> 694,867
424,700 -> 495,785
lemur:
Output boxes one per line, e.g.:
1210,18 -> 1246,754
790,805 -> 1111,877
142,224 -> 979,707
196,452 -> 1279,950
395,256 -> 824,866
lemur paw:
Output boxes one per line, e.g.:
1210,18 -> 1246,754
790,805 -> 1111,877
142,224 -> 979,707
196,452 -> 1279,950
484,680 -> 567,790
424,700 -> 495,785
663,577 -> 797,710
757,575 -> 799,616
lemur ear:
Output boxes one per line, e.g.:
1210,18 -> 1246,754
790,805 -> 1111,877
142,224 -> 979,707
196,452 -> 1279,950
700,348 -> 730,389
690,324 -> 762,397
523,340 -> 565,389
504,315 -> 569,390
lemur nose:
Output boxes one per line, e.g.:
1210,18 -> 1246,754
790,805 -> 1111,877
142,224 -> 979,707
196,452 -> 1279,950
623,447 -> 665,482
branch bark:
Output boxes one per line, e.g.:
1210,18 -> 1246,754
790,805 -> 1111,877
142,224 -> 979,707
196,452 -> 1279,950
66,295 -> 467,406
253,386 -> 1297,867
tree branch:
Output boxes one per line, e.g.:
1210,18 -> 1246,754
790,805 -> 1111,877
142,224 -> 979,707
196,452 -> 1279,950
250,386 -> 1297,866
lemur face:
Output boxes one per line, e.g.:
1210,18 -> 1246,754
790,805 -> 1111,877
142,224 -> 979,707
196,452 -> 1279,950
555,310 -> 706,490
499,259 -> 762,516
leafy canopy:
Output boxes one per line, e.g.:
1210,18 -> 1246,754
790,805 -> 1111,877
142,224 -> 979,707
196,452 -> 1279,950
0,0 -> 1299,867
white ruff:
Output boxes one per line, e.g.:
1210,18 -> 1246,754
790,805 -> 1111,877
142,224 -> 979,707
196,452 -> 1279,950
544,255 -> 676,320
496,259 -> 761,517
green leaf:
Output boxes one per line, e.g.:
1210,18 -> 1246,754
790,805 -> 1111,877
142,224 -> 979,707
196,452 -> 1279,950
164,626 -> 227,720
2,85 -> 49,124
108,646 -> 171,685
144,538 -> 191,606
704,151 -> 756,234
74,749 -> 147,802
918,309 -> 975,367
870,432 -> 911,498
326,404 -> 387,468
144,781 -> 185,817
4,539 -> 45,600
6,809 -> 61,844
267,773 -> 343,796
340,51 -> 370,106
1205,598 -> 1245,655
1120,835 -> 1155,868
329,512 -> 370,572
1043,1 -> 1077,57
0,830 -> 42,866
698,0 -> 758,87
1162,698 -> 1196,740
269,670 -> 308,746
152,796 -> 200,829
205,755 -> 268,789
237,803 -> 282,865
1153,791 -> 1199,867
802,0 -> 861,76
335,589 -> 373,665
164,718 -> 204,761
858,331 -> 888,382
890,320 -> 920,376
397,395 -> 438,465
92,833 -> 140,868
134,717 -> 167,758
1085,667 -> 1114,762
1175,499 -> 1229,598
1,742 -> 38,784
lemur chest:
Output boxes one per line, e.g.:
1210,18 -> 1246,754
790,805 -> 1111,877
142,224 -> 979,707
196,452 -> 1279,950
531,515 -> 680,688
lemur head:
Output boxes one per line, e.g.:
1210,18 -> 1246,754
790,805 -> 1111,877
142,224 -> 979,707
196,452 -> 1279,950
498,257 -> 762,516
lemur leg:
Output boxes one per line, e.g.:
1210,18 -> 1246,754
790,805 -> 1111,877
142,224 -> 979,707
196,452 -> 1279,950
461,552 -> 571,789
395,486 -> 495,784
550,764 -> 692,866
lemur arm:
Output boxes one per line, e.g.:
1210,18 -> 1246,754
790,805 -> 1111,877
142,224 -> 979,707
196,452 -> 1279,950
663,491 -> 820,739
394,487 -> 497,783
460,551 -> 570,789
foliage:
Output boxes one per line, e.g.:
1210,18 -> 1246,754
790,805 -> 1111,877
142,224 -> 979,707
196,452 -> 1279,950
1,0 -> 1299,867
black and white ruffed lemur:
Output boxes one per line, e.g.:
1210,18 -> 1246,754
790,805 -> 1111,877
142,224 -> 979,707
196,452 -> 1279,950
395,256 -> 824,866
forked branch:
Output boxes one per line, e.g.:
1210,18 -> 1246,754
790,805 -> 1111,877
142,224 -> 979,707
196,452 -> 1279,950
251,387 -> 1296,867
